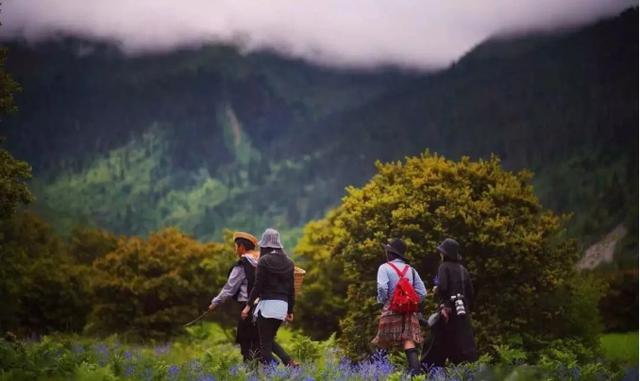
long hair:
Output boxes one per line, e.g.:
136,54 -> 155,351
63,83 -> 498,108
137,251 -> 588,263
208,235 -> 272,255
260,247 -> 284,256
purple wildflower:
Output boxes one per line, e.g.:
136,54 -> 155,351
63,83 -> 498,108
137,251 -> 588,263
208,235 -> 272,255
154,343 -> 171,356
94,343 -> 110,366
124,365 -> 135,378
167,364 -> 180,380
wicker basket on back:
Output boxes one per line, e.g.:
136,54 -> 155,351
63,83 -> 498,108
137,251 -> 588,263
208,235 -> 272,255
294,266 -> 306,295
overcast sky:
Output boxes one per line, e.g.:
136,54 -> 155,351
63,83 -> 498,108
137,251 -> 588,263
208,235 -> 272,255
1,0 -> 635,70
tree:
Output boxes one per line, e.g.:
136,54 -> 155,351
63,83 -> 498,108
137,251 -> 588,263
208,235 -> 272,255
298,152 -> 600,358
88,228 -> 232,339
293,209 -> 348,339
0,46 -> 32,220
0,212 -> 91,334
67,226 -> 118,265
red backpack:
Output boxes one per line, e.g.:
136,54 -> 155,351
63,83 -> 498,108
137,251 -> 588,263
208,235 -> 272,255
387,262 -> 420,313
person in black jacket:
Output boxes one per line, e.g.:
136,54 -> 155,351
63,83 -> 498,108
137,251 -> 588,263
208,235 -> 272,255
422,238 -> 477,368
208,232 -> 294,365
241,228 -> 295,365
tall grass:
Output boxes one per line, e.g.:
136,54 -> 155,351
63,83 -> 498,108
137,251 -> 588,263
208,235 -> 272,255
600,332 -> 638,365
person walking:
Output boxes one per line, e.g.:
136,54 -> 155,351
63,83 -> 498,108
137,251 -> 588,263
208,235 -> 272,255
421,238 -> 477,368
209,231 -> 293,364
372,238 -> 427,376
241,228 -> 295,366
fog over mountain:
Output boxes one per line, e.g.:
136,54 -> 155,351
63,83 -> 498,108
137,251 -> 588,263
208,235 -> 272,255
2,0 -> 635,69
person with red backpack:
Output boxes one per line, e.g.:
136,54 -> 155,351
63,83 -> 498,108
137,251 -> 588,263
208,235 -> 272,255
372,238 -> 427,376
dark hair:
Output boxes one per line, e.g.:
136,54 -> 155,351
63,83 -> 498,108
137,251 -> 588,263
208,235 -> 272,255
387,252 -> 405,262
260,247 -> 284,256
235,238 -> 255,251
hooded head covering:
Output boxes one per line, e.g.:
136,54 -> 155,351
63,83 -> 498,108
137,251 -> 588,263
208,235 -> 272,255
436,238 -> 460,262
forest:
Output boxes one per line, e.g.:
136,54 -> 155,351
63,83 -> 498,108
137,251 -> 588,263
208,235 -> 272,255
0,6 -> 637,381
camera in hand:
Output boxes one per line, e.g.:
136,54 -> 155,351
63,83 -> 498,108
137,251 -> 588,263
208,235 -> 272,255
450,293 -> 466,316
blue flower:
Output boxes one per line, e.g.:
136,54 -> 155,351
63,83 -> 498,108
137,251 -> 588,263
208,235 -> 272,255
124,365 -> 135,377
167,364 -> 180,380
154,343 -> 171,356
94,343 -> 110,366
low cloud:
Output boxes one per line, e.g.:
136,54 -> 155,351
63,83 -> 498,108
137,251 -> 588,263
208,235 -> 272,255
1,0 -> 635,70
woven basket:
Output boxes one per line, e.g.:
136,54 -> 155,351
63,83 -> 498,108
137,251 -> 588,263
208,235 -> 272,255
294,266 -> 306,295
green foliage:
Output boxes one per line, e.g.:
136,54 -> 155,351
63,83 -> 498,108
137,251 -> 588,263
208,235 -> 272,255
68,226 -> 119,265
73,362 -> 117,381
0,44 -> 32,221
600,332 -> 638,366
88,228 -> 230,339
0,329 -> 629,381
598,270 -> 638,332
0,147 -> 32,220
320,153 -> 600,358
494,344 -> 528,366
0,212 -> 91,334
293,209 -> 348,339
0,47 -> 20,114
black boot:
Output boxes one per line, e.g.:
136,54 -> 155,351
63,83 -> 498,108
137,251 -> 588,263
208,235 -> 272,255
405,348 -> 422,376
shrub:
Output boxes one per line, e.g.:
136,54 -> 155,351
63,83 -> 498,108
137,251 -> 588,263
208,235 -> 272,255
0,212 -> 91,335
88,228 -> 231,339
294,210 -> 348,339
296,153 -> 599,358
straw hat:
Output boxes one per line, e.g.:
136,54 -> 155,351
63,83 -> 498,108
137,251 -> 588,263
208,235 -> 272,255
233,231 -> 258,246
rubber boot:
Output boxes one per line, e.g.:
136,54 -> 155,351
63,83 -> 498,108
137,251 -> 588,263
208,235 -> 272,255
405,348 -> 422,377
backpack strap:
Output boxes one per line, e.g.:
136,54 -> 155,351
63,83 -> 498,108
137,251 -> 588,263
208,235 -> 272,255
387,261 -> 409,278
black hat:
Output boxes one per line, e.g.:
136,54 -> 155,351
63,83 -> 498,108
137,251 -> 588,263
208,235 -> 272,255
436,238 -> 460,261
383,238 -> 407,260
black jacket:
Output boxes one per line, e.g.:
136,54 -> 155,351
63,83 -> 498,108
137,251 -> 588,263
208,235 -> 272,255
437,261 -> 474,311
246,249 -> 295,314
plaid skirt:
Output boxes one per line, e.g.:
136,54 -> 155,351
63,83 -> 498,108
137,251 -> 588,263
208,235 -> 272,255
371,305 -> 423,349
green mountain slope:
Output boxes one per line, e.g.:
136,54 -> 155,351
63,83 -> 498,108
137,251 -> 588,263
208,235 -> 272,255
3,9 -> 637,257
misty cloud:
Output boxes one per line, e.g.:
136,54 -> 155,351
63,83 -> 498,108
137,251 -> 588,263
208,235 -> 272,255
1,0 -> 635,70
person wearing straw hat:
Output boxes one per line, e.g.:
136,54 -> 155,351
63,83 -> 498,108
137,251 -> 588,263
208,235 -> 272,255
208,232 -> 260,362
208,231 -> 293,364
241,228 -> 295,366
372,238 -> 427,376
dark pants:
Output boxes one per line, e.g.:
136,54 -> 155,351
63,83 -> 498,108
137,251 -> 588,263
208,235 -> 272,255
256,313 -> 289,365
237,311 -> 260,362
422,313 -> 477,368
237,310 -> 290,364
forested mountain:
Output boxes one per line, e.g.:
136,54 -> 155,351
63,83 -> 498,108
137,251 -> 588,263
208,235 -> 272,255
2,8 -> 637,257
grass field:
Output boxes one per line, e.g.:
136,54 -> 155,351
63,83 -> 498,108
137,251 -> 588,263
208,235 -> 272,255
600,332 -> 638,366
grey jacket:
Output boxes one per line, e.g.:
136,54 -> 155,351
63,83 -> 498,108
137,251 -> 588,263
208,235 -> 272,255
211,254 -> 258,307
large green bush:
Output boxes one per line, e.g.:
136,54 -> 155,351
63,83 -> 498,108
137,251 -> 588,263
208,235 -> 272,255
298,153 -> 601,358
0,212 -> 91,334
294,210 -> 348,339
88,228 -> 231,339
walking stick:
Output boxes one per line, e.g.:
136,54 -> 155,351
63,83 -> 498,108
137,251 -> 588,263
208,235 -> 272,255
183,310 -> 210,327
